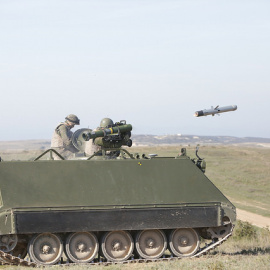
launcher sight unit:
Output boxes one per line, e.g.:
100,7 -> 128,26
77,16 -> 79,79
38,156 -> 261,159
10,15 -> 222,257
82,120 -> 132,149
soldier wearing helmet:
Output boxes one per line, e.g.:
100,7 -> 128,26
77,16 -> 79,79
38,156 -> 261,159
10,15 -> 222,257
51,114 -> 80,160
99,118 -> 114,128
84,117 -> 114,156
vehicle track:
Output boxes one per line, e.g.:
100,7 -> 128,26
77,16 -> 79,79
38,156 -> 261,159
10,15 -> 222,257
0,228 -> 233,267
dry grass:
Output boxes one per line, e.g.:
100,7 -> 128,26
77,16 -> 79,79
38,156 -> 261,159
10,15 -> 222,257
2,255 -> 270,270
0,149 -> 44,161
200,146 -> 270,217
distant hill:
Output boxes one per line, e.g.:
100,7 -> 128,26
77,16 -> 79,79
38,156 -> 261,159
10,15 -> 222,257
132,134 -> 270,147
0,135 -> 270,151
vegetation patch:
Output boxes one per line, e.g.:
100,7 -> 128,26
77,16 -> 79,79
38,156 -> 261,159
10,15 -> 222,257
232,220 -> 257,240
207,260 -> 225,270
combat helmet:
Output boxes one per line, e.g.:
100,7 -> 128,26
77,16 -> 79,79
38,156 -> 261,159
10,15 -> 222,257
100,118 -> 113,128
65,114 -> 80,125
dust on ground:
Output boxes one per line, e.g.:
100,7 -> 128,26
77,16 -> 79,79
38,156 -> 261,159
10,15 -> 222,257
228,197 -> 270,228
237,209 -> 270,228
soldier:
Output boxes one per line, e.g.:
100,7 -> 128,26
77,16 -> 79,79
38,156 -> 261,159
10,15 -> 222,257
51,114 -> 80,160
84,118 -> 113,156
99,117 -> 113,129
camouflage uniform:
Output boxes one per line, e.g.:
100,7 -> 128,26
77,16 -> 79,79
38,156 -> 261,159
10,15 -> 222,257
84,118 -> 113,156
51,122 -> 78,160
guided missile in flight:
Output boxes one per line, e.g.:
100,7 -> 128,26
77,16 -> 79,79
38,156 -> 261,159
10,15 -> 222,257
194,105 -> 237,117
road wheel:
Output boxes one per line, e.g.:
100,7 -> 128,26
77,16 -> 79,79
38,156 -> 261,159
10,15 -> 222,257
101,231 -> 134,262
169,228 -> 200,257
65,232 -> 98,263
28,233 -> 63,265
0,234 -> 18,253
135,229 -> 167,259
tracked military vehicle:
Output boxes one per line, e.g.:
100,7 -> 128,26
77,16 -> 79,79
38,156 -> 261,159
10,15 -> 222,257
0,121 -> 236,266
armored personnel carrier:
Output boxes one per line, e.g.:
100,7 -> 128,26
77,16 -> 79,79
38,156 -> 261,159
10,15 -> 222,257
0,121 -> 236,266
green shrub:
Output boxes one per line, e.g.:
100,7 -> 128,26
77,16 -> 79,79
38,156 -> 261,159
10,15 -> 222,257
233,220 -> 257,240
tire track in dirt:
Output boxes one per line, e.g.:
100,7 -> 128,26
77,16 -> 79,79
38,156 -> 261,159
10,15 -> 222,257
237,209 -> 270,228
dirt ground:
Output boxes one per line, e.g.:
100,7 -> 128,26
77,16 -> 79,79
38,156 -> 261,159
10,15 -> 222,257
237,209 -> 270,228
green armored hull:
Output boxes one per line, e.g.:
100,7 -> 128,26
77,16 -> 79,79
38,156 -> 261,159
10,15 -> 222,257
0,148 -> 236,265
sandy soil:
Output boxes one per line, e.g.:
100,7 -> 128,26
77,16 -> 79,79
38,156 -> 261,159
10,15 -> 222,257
237,209 -> 270,228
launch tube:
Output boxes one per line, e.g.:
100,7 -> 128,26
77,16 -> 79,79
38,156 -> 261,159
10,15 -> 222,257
82,124 -> 132,141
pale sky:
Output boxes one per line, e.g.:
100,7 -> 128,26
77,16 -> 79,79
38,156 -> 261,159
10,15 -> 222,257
1,0 -> 270,140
